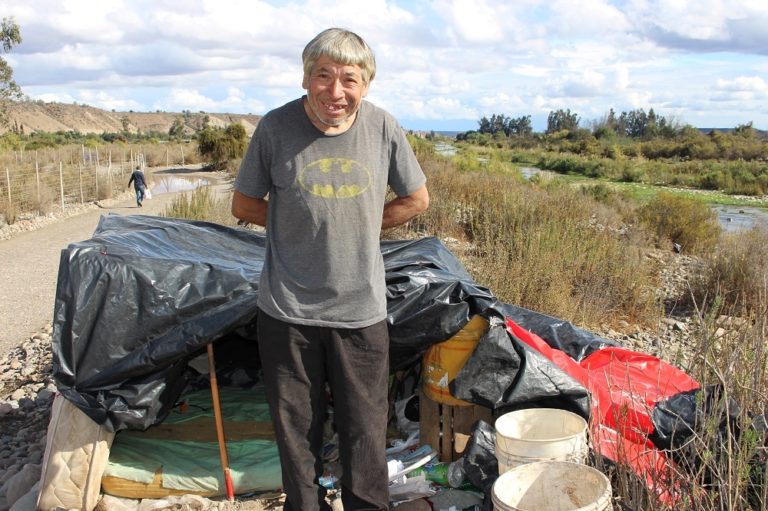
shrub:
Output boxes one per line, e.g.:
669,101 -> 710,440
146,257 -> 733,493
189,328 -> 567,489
689,227 -> 768,314
619,165 -> 644,183
0,199 -> 17,225
162,186 -> 218,221
638,192 -> 720,255
197,123 -> 248,169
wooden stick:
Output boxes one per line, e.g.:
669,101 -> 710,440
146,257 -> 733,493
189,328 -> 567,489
207,343 -> 235,502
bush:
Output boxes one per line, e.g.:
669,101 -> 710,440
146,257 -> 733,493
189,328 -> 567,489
638,192 -> 720,254
197,123 -> 248,169
689,227 -> 768,314
0,199 -> 17,225
162,186 -> 218,221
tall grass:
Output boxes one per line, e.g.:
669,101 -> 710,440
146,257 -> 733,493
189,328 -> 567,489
688,227 -> 768,317
162,185 -> 236,226
388,150 -> 659,328
655,286 -> 768,510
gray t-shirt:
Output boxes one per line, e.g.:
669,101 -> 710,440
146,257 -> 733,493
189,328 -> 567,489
235,98 -> 426,328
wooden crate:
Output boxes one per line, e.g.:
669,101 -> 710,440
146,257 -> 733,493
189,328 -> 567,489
419,390 -> 493,462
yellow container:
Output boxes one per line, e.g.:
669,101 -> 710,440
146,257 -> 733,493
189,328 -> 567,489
422,315 -> 489,406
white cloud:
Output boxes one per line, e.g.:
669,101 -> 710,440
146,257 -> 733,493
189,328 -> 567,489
549,0 -> 630,37
716,76 -> 768,93
443,0 -> 506,44
1,0 -> 767,130
78,90 -> 144,112
162,89 -> 221,112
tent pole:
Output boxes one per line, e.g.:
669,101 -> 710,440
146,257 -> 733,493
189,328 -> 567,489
207,343 -> 235,502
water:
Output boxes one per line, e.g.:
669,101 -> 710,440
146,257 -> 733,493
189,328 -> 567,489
712,205 -> 768,233
517,167 -> 768,233
519,167 -> 558,180
150,176 -> 210,195
434,142 -> 458,157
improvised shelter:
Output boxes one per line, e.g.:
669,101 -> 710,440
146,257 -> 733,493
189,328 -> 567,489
37,215 -> 731,509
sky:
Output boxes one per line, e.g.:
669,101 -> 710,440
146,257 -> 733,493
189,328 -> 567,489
2,0 -> 767,133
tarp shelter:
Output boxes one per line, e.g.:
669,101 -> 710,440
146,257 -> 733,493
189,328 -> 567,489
51,214 -> 599,432
40,215 -> 723,509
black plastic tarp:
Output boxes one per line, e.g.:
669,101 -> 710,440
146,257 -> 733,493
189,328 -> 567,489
52,215 -> 595,431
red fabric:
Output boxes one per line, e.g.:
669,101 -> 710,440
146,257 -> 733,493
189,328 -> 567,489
505,317 -> 701,502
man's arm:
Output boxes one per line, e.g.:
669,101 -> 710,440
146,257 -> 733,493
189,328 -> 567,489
232,190 -> 268,227
381,185 -> 429,229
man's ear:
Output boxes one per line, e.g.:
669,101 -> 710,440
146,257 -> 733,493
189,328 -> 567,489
302,73 -> 310,90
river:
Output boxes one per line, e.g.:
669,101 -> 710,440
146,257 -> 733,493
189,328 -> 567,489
520,167 -> 768,232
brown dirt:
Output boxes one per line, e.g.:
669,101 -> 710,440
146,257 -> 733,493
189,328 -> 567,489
2,101 -> 261,136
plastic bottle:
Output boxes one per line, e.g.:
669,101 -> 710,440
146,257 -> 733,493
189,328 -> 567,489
447,458 -> 466,488
409,461 -> 450,485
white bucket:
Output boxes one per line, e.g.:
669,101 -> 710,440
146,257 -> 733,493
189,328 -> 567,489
492,461 -> 612,511
494,408 -> 588,474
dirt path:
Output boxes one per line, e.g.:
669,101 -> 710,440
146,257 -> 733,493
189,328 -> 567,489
0,165 -> 233,358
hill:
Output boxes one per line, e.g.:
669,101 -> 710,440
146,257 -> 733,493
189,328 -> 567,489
1,101 -> 262,136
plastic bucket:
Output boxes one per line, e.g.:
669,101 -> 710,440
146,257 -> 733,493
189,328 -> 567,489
494,408 -> 588,474
422,315 -> 489,406
492,461 -> 611,511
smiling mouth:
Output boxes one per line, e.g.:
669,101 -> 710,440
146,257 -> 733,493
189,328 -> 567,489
305,97 -> 355,128
324,103 -> 347,113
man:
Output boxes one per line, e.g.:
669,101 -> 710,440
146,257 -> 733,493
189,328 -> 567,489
127,165 -> 146,207
232,27 -> 428,511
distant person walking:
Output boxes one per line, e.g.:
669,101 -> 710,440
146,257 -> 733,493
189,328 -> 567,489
127,166 -> 147,207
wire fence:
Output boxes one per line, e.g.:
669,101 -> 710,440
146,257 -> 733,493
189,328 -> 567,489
0,142 -> 194,222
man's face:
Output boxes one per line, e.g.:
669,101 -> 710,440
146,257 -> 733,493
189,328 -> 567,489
302,55 -> 369,132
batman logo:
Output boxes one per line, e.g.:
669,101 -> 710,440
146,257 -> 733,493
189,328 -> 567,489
298,158 -> 372,199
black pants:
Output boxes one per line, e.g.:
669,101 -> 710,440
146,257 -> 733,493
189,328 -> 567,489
257,309 -> 390,511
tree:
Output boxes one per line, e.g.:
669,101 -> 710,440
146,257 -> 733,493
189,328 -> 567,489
197,122 -> 248,169
0,17 -> 22,127
477,113 -> 533,137
168,116 -> 186,140
733,122 -> 755,139
546,109 -> 579,134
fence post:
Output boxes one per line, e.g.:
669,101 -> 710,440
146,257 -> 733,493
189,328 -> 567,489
181,146 -> 185,167
94,164 -> 99,200
5,168 -> 11,206
59,162 -> 65,212
166,146 -> 169,167
108,150 -> 113,193
35,161 -> 40,205
79,164 -> 84,204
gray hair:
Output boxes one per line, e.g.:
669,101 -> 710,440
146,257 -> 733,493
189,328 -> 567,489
302,28 -> 376,84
